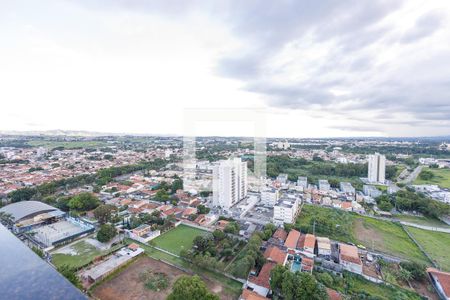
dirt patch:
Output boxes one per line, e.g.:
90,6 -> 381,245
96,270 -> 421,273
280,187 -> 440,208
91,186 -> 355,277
92,256 -> 236,300
410,280 -> 440,300
353,218 -> 384,248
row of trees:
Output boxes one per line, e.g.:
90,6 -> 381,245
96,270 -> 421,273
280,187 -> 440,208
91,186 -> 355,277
376,189 -> 450,218
229,233 -> 265,278
266,155 -> 397,182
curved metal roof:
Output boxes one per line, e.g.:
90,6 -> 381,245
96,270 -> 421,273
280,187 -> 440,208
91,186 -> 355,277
0,201 -> 58,222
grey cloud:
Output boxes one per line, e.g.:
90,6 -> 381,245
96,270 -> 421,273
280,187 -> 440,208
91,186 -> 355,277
401,11 -> 444,43
72,0 -> 450,134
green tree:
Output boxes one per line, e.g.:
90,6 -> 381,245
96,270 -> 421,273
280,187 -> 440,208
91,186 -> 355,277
93,204 -> 117,224
212,229 -> 226,241
197,204 -> 210,215
270,265 -> 287,293
68,192 -> 100,211
171,179 -> 183,194
155,190 -> 170,202
399,261 -> 426,281
57,265 -> 82,289
271,265 -> 327,300
167,275 -> 219,300
97,224 -> 117,243
419,169 -> 434,180
224,222 -> 240,234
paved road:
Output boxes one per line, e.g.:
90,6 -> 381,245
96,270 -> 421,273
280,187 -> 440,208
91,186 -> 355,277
400,221 -> 450,233
399,165 -> 423,184
359,212 -> 450,233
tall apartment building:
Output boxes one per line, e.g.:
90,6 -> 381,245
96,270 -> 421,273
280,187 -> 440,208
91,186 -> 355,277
368,153 -> 386,184
212,158 -> 248,209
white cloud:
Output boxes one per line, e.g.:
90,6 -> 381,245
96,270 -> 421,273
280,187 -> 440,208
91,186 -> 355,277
0,0 -> 449,137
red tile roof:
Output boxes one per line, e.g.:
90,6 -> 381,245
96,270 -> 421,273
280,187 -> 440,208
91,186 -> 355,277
249,262 -> 276,289
284,229 -> 301,249
427,267 -> 450,298
263,246 -> 287,265
339,244 -> 361,265
304,234 -> 316,249
297,234 -> 306,249
341,202 -> 352,210
272,228 -> 287,241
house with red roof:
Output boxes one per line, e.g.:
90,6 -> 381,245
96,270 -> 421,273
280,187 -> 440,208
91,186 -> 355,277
284,229 -> 301,250
264,246 -> 287,265
247,262 -> 276,297
339,243 -> 362,274
427,267 -> 450,300
303,234 -> 316,255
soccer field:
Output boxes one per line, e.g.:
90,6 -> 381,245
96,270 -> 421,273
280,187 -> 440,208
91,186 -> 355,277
152,224 -> 209,255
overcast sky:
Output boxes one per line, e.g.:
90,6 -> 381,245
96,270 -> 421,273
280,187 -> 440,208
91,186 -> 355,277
1,0 -> 450,138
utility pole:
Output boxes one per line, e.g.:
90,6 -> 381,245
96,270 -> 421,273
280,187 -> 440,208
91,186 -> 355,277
313,219 -> 316,235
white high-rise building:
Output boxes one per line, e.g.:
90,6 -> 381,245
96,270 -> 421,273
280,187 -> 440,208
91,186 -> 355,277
212,158 -> 248,209
368,153 -> 386,184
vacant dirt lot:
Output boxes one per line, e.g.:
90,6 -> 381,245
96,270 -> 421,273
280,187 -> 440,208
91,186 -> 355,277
92,256 -> 236,300
353,218 -> 384,246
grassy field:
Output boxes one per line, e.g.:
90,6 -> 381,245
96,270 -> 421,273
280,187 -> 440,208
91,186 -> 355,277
413,167 -> 450,188
406,226 -> 450,272
151,224 -> 209,255
294,204 -> 355,243
395,214 -> 450,228
295,205 -> 429,264
353,216 -> 429,264
51,240 -> 123,269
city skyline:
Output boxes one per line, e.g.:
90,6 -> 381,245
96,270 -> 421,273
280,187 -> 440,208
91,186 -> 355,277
1,1 -> 450,138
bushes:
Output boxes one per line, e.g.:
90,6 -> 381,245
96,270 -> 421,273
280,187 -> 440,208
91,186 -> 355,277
139,271 -> 169,291
97,224 -> 117,243
57,265 -> 82,289
419,169 -> 434,180
399,261 -> 426,281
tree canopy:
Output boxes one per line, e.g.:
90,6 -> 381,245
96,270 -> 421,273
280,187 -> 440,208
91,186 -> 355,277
270,265 -> 327,300
166,275 -> 219,300
68,192 -> 100,211
97,223 -> 117,243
